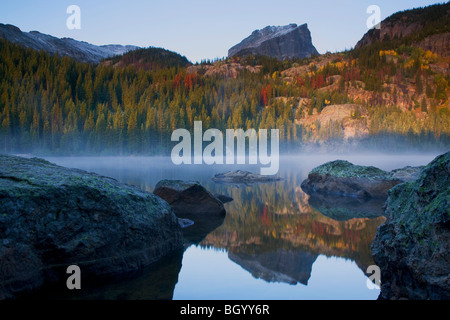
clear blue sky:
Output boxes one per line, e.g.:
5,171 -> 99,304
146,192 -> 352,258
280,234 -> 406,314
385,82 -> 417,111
0,0 -> 445,62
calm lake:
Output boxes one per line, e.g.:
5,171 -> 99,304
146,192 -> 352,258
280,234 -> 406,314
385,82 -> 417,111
37,153 -> 438,300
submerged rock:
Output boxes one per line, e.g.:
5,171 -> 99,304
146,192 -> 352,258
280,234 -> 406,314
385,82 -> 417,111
371,151 -> 450,300
212,170 -> 282,184
301,160 -> 416,199
0,155 -> 183,300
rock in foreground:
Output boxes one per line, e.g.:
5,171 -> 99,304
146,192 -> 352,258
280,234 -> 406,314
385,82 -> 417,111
153,180 -> 227,244
0,155 -> 183,299
372,152 -> 450,300
301,160 -> 421,199
153,180 -> 226,217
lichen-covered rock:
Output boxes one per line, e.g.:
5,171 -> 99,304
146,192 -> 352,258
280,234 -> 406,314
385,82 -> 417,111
301,160 -> 405,199
371,151 -> 450,300
0,155 -> 183,299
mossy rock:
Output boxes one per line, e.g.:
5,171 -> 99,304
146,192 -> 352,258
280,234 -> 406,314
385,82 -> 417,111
372,151 -> 450,300
301,160 -> 404,199
0,155 -> 183,299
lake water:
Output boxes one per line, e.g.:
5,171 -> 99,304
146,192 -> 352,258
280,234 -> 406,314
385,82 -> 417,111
40,152 -> 438,300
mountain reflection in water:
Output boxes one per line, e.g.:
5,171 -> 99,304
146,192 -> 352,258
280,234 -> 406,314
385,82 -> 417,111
39,153 -> 436,300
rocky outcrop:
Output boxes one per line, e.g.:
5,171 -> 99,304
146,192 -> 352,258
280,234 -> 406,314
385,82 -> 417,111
417,32 -> 450,58
371,151 -> 450,300
300,160 -> 415,199
153,180 -> 227,244
228,23 -> 319,60
212,170 -> 282,184
304,165 -> 423,220
153,180 -> 225,217
355,2 -> 450,56
0,155 -> 183,299
187,61 -> 262,79
296,104 -> 370,142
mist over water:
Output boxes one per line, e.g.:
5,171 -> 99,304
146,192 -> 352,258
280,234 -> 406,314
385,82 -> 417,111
39,152 -> 440,300
45,152 -> 440,188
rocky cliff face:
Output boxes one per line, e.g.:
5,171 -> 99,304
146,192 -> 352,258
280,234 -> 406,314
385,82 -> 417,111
0,23 -> 139,63
371,151 -> 450,300
228,23 -> 318,60
355,2 -> 450,57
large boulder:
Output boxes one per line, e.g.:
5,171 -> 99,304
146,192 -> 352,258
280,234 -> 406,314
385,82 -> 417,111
371,151 -> 450,300
301,160 -> 422,199
0,155 -> 183,299
153,180 -> 227,244
153,180 -> 225,217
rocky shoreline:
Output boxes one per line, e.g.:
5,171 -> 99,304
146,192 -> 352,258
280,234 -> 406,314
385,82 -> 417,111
301,160 -> 423,199
372,152 -> 450,299
302,152 -> 450,299
0,155 -> 232,299
1,152 -> 448,300
0,155 -> 185,299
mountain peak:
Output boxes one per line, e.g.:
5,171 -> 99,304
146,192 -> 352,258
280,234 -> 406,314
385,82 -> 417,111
228,23 -> 318,60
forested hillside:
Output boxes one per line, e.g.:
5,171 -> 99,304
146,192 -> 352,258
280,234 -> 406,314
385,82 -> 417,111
0,3 -> 449,155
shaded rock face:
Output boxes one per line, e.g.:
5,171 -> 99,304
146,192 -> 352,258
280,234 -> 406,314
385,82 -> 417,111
228,23 -> 319,60
153,180 -> 225,217
0,155 -> 183,299
296,104 -> 370,141
212,170 -> 282,185
153,180 -> 227,245
371,152 -> 450,300
354,2 -> 450,55
301,160 -> 406,199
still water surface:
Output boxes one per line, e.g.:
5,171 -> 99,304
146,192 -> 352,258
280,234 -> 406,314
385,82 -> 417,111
43,153 -> 437,300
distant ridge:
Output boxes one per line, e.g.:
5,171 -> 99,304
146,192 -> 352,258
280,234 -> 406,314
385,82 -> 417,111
0,23 -> 140,63
102,46 -> 191,70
